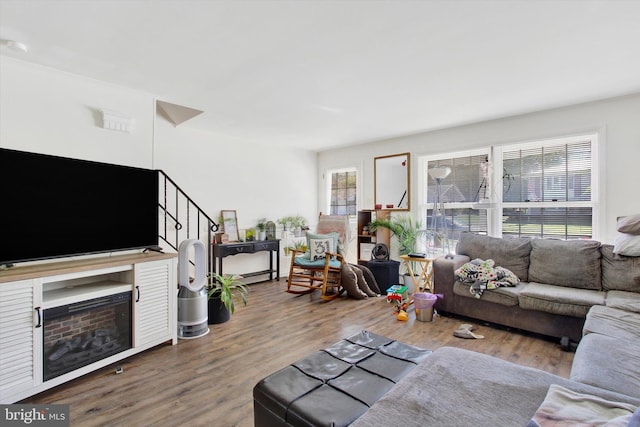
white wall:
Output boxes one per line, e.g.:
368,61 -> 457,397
153,118 -> 318,276
318,93 -> 640,244
0,57 -> 153,167
1,58 -> 319,275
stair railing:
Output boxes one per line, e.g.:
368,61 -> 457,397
157,170 -> 219,276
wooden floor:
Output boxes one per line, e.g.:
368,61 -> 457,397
25,280 -> 574,426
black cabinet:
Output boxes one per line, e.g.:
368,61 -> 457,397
211,240 -> 280,281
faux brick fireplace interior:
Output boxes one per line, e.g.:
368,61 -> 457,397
43,292 -> 132,381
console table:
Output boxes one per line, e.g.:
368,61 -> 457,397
211,240 -> 280,281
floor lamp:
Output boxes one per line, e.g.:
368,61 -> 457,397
428,166 -> 454,258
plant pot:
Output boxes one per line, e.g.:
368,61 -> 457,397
259,231 -> 267,241
207,293 -> 230,324
402,274 -> 416,295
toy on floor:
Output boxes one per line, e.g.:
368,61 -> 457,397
387,285 -> 409,320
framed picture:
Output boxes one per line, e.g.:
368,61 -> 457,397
221,210 -> 240,242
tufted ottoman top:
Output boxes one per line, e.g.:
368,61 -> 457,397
253,331 -> 431,427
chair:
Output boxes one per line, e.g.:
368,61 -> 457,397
286,214 -> 351,301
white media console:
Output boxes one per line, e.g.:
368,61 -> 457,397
0,252 -> 177,403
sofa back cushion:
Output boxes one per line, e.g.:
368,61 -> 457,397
529,239 -> 601,290
456,233 -> 531,282
601,244 -> 640,292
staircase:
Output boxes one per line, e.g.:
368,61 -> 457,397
157,170 -> 219,276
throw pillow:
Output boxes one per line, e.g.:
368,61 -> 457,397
617,214 -> 640,235
341,263 -> 367,299
350,264 -> 378,297
527,384 -> 636,427
308,237 -> 334,261
306,232 -> 339,258
352,264 -> 381,294
613,233 -> 640,257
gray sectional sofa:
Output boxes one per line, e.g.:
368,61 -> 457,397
351,233 -> 640,426
351,302 -> 640,426
432,233 -> 640,341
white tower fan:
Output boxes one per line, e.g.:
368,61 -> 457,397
177,239 -> 209,339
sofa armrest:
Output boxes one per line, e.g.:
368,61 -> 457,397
433,255 -> 470,312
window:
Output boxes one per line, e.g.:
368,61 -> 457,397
329,170 -> 357,216
421,133 -> 597,244
422,151 -> 490,251
500,136 -> 595,239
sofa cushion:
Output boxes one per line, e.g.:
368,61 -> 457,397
453,280 -> 526,306
571,333 -> 640,399
518,282 -> 605,317
606,290 -> 640,314
456,233 -> 531,282
583,305 -> 640,341
601,245 -> 640,292
529,239 -> 602,290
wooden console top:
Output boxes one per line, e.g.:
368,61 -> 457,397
0,252 -> 177,283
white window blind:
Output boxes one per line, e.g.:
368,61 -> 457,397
425,154 -> 489,237
501,138 -> 593,239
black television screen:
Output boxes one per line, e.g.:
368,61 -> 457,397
0,148 -> 159,265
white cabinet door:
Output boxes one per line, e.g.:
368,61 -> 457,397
0,280 -> 42,402
133,259 -> 176,347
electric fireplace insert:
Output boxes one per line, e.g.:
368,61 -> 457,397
43,291 -> 132,381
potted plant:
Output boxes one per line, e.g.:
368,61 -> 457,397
369,214 -> 427,292
206,273 -> 248,324
256,217 -> 267,241
277,216 -> 292,231
291,215 -> 307,237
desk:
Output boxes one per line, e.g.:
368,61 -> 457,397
211,240 -> 280,281
400,254 -> 434,293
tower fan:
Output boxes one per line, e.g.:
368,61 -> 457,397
177,239 -> 209,339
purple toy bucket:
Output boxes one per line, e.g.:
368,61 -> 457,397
414,292 -> 438,322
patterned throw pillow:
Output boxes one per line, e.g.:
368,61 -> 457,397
309,237 -> 334,261
307,233 -> 339,261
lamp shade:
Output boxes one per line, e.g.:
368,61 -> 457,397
428,166 -> 452,180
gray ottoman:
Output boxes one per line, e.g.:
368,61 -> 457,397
253,331 -> 431,427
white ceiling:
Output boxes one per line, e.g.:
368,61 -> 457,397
1,0 -> 640,151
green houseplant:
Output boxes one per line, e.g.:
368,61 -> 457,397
369,214 -> 426,257
256,217 -> 267,240
369,214 -> 427,292
206,273 -> 248,324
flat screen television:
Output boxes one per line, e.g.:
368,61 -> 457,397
0,148 -> 159,266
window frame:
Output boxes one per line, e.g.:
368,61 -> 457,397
325,166 -> 360,218
419,148 -> 492,251
494,133 -> 598,239
418,132 -> 600,243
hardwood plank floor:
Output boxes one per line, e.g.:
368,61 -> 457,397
24,280 -> 574,426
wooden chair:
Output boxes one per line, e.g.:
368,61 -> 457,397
286,214 -> 351,301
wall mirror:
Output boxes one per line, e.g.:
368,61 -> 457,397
374,153 -> 410,210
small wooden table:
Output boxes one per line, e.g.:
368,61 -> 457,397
400,254 -> 434,293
